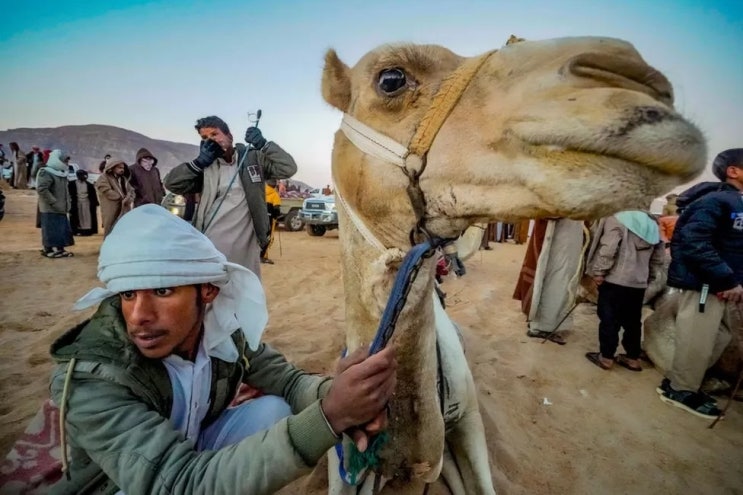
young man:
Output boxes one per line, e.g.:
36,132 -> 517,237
585,211 -> 665,371
50,205 -> 396,494
165,116 -> 297,278
651,148 -> 743,418
128,147 -> 165,207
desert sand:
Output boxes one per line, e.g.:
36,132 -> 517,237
0,185 -> 741,494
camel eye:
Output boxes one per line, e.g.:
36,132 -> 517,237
378,68 -> 407,95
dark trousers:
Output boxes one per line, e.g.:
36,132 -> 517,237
597,281 -> 645,359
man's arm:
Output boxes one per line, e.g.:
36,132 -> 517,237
35,170 -> 57,207
257,142 -> 297,180
648,242 -> 666,284
163,163 -> 205,195
127,166 -> 141,201
95,176 -> 124,201
589,217 -> 622,281
50,365 -> 334,495
244,343 -> 332,412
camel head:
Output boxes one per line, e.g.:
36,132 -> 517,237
322,36 -> 707,242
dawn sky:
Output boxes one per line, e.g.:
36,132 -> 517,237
1,0 -> 741,188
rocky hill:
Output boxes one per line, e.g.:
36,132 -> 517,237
0,125 -> 316,191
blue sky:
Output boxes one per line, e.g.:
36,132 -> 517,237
1,0 -> 741,187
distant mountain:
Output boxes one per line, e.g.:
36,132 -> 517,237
0,124 -> 198,175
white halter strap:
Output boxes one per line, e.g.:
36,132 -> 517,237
333,183 -> 386,252
340,114 -> 409,170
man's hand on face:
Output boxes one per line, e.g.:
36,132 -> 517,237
192,139 -> 224,169
717,285 -> 743,304
321,346 -> 397,449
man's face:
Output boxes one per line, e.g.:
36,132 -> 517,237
198,127 -> 233,153
728,165 -> 743,191
112,163 -> 125,176
120,284 -> 219,359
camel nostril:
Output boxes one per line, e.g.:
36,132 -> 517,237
640,107 -> 663,123
565,53 -> 674,106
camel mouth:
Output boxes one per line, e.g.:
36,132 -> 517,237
512,107 -> 707,181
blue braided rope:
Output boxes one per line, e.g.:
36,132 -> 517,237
368,240 -> 432,355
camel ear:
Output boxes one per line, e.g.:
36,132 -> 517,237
322,49 -> 352,112
505,35 -> 525,46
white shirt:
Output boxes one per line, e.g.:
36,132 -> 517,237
162,339 -> 213,442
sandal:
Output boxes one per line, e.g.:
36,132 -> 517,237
57,251 -> 74,257
43,251 -> 63,258
585,352 -> 612,370
526,330 -> 566,345
615,354 -> 642,372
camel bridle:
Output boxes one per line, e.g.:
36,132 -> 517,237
335,50 -> 496,248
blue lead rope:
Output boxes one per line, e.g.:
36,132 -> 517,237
335,239 -> 436,486
368,240 -> 433,354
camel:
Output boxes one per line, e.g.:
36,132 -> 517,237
320,36 -> 706,493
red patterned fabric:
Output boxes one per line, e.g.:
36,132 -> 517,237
0,400 -> 63,494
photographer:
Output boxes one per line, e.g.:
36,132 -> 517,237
165,116 -> 296,278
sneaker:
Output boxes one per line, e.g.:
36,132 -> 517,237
659,387 -> 723,419
657,378 -> 716,405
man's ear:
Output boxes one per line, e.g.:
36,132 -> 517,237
201,283 -> 220,304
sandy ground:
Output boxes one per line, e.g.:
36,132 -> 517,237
0,185 -> 741,494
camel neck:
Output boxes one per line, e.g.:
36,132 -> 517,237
338,210 -> 445,479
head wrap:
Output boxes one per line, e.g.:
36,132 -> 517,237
43,150 -> 70,177
74,204 -> 268,360
614,211 -> 660,245
712,148 -> 743,181
104,157 -> 127,173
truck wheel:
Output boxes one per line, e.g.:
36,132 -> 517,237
307,225 -> 326,237
284,210 -> 304,232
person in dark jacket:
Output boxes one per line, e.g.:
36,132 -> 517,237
129,147 -> 165,207
164,116 -> 297,279
653,148 -> 743,419
68,170 -> 99,236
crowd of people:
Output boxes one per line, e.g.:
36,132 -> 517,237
1,116 -> 400,494
508,148 -> 742,420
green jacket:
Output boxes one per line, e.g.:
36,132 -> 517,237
49,297 -> 336,495
37,168 -> 71,214
163,142 -> 296,249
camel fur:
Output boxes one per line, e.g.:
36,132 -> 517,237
321,36 -> 707,494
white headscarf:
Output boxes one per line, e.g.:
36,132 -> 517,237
74,204 -> 268,361
43,149 -> 69,177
